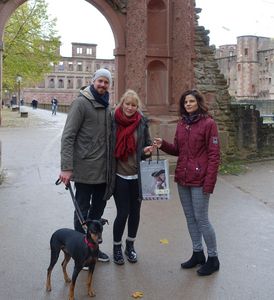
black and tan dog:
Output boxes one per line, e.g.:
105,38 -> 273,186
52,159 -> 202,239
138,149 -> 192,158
46,219 -> 108,299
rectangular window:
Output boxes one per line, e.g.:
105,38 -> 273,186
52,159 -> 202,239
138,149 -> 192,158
77,47 -> 82,54
244,48 -> 248,56
77,62 -> 83,71
77,78 -> 82,89
58,61 -> 64,71
87,48 -> 93,55
68,62 -> 73,71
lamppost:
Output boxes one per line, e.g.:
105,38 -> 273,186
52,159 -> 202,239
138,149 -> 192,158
16,75 -> 22,108
4,89 -> 10,106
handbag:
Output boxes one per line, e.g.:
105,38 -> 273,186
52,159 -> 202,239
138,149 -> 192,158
140,148 -> 170,200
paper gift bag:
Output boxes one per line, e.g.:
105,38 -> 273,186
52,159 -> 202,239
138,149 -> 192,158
140,156 -> 170,200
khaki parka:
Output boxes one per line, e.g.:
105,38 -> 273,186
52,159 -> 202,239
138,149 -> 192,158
60,86 -> 114,200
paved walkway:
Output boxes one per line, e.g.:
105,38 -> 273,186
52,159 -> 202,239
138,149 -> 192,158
0,107 -> 274,300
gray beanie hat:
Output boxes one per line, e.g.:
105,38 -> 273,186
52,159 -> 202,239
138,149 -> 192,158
92,68 -> 112,86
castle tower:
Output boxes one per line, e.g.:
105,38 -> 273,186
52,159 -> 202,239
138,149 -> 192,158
236,36 -> 260,99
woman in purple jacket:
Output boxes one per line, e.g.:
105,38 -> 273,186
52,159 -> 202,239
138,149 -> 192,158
154,89 -> 220,276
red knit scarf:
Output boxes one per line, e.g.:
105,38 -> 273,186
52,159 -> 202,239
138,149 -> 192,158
114,107 -> 141,161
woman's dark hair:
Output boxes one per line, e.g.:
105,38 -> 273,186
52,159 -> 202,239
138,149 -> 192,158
179,89 -> 208,116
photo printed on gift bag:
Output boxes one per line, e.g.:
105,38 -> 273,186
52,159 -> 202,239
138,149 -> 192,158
140,159 -> 170,200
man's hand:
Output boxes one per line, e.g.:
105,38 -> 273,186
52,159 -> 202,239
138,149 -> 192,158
59,170 -> 73,186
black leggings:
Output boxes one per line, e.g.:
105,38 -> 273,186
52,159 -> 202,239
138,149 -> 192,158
74,182 -> 107,234
113,176 -> 141,243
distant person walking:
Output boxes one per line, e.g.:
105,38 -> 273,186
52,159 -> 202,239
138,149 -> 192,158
31,99 -> 38,109
58,68 -> 114,263
154,89 -> 220,276
51,97 -> 58,115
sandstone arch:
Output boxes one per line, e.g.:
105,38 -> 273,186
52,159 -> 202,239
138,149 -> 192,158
0,0 -> 195,119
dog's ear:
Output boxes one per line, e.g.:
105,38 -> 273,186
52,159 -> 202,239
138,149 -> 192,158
99,218 -> 109,226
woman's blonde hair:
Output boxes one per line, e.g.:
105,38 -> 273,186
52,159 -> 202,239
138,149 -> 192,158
116,89 -> 142,110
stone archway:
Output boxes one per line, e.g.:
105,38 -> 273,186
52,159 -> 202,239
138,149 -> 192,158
85,0 -> 127,102
0,0 -> 128,121
0,0 -> 196,124
0,0 -> 247,163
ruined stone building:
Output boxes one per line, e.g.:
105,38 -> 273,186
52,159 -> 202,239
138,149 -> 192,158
215,35 -> 274,113
1,0 -> 274,162
22,42 -> 115,106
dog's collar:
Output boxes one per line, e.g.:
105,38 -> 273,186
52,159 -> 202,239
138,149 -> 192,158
84,237 -> 97,249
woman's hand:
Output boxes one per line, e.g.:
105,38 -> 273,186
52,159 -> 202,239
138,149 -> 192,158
144,145 -> 154,156
153,137 -> 163,148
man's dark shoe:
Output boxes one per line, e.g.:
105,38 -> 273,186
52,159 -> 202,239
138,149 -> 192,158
125,240 -> 137,263
197,256 -> 220,276
181,251 -> 206,269
98,250 -> 110,262
113,244 -> 125,265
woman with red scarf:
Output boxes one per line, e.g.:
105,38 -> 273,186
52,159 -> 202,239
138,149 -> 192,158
112,89 -> 153,265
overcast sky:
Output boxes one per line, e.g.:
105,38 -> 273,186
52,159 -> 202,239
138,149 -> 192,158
46,0 -> 274,59
196,0 -> 274,46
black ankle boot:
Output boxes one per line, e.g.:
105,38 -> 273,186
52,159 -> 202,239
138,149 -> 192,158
113,244 -> 124,265
125,240 -> 137,263
197,256 -> 220,276
181,251 -> 206,269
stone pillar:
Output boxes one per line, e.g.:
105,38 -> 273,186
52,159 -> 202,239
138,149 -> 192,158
0,40 -> 2,173
0,40 -> 3,126
113,46 -> 126,104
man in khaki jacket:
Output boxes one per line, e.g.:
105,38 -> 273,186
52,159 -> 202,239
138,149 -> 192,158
59,68 -> 113,262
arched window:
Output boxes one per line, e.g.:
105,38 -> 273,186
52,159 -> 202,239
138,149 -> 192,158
146,60 -> 167,106
58,79 -> 64,88
48,78 -> 55,88
67,79 -> 73,89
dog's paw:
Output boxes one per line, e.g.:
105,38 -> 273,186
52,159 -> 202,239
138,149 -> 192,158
88,289 -> 96,297
46,280 -> 52,292
65,277 -> 71,283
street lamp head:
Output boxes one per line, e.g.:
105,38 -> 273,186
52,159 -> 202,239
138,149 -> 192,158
16,75 -> 22,83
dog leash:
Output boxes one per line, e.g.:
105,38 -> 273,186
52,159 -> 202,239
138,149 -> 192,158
55,179 -> 87,231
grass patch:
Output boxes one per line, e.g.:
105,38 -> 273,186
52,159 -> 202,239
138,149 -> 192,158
1,106 -> 46,128
219,161 -> 248,175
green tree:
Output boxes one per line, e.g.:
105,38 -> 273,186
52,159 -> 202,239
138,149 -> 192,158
3,0 -> 61,92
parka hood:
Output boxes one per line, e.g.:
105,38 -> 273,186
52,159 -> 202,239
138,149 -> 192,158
80,86 -> 93,101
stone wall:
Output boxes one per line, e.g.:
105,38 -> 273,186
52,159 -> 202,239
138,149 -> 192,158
194,6 -> 274,160
230,103 -> 274,158
258,123 -> 274,157
193,8 -> 238,161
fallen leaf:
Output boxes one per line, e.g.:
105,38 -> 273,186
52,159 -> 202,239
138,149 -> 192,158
131,291 -> 144,298
160,239 -> 169,244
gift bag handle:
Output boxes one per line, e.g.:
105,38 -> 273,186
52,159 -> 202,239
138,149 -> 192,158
156,147 -> 160,163
148,147 -> 160,164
